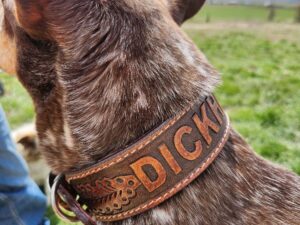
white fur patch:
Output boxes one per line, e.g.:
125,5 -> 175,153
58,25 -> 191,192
176,38 -> 195,66
175,36 -> 212,78
151,208 -> 174,224
161,48 -> 176,64
134,86 -> 148,109
63,120 -> 74,148
12,123 -> 36,141
4,0 -> 14,11
45,129 -> 57,146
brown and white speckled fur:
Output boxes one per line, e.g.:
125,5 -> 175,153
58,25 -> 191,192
1,0 -> 300,224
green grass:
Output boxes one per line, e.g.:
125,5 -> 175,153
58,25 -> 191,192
45,208 -> 81,225
188,31 -> 300,174
0,74 -> 34,129
190,5 -> 297,23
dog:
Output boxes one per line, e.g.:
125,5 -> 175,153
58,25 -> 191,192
12,123 -> 51,195
0,0 -> 15,75
1,0 -> 300,224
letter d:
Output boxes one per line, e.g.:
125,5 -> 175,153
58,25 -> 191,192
130,156 -> 166,192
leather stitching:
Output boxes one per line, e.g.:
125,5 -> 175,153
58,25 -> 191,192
95,113 -> 230,221
66,109 -> 189,182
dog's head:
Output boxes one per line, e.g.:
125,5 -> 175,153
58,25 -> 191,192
12,123 -> 51,186
12,123 -> 40,162
0,0 -> 217,174
0,0 -> 205,74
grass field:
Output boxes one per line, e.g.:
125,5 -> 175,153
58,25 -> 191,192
190,5 -> 298,23
192,31 -> 300,174
0,5 -> 300,225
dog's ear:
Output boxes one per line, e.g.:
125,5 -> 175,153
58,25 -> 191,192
0,32 -> 16,74
168,0 -> 206,25
14,0 -> 50,39
17,135 -> 37,151
0,1 -> 17,74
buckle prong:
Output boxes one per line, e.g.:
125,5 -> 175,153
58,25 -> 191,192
49,173 -> 97,225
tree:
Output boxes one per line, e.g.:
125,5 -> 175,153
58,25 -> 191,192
268,5 -> 276,22
295,5 -> 300,23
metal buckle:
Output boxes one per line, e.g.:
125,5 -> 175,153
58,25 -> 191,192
49,174 -> 79,222
49,173 -> 97,225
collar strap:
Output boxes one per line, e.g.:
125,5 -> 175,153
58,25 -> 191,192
52,95 -> 230,223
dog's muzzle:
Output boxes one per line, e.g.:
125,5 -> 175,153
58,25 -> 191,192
50,95 -> 230,224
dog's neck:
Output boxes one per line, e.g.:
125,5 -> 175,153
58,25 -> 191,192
40,10 -> 220,174
9,2 -> 300,224
44,20 -> 300,225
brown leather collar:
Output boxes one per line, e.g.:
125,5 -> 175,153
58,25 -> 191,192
50,95 -> 230,224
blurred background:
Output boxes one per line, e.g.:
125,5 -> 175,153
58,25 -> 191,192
182,0 -> 300,175
0,1 -> 300,224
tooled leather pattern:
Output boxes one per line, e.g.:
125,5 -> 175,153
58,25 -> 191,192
76,175 -> 141,214
65,96 -> 230,222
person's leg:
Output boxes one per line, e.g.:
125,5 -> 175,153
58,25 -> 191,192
0,106 -> 49,225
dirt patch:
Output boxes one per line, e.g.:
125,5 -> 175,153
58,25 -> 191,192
183,22 -> 300,43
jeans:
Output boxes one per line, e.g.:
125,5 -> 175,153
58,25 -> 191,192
0,106 -> 49,225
